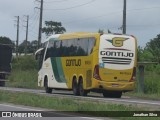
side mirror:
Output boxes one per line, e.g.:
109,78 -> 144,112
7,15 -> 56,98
35,48 -> 44,60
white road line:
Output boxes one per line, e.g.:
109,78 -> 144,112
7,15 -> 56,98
83,96 -> 160,106
1,87 -> 160,106
0,104 -> 74,117
0,104 -> 42,111
103,98 -> 160,105
81,117 -> 104,120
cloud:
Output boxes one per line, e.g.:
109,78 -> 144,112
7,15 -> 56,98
0,0 -> 160,46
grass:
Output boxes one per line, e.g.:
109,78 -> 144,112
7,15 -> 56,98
5,55 -> 160,101
124,69 -> 160,100
6,69 -> 38,89
2,55 -> 160,120
124,92 -> 160,100
5,55 -> 39,89
0,90 -> 159,120
0,90 -> 141,112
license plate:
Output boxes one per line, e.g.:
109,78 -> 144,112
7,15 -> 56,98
112,84 -> 119,87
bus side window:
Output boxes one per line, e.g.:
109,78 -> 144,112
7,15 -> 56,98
88,38 -> 96,54
36,49 -> 45,70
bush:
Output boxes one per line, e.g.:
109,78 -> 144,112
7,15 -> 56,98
155,64 -> 160,75
144,71 -> 160,94
6,55 -> 39,89
12,55 -> 38,70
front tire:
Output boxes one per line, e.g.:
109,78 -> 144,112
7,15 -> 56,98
44,77 -> 52,94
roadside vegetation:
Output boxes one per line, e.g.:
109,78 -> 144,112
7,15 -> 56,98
0,90 -> 159,120
5,54 -> 160,100
4,34 -> 160,100
125,69 -> 160,100
1,34 -> 160,120
124,43 -> 160,99
6,55 -> 39,89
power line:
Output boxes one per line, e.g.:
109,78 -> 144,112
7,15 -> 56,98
44,0 -> 96,10
29,9 -> 39,20
64,11 -> 122,25
29,11 -> 39,28
62,5 -> 160,26
127,6 -> 160,12
44,0 -> 69,3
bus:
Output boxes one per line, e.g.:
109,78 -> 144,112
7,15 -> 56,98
35,32 -> 137,98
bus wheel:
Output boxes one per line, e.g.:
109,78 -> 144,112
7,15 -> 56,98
44,77 -> 52,94
114,92 -> 122,98
103,91 -> 122,98
72,78 -> 80,96
79,79 -> 88,96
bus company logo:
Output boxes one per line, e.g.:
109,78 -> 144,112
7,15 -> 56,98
106,37 -> 129,47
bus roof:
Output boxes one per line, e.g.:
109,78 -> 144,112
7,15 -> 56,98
44,32 -> 135,42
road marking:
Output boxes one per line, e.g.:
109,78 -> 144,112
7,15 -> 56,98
0,104 -> 42,111
1,87 -> 160,106
81,117 -> 104,120
87,97 -> 160,106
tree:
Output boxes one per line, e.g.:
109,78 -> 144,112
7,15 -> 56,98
98,29 -> 112,34
42,21 -> 66,36
137,46 -> 154,62
145,34 -> 160,62
98,29 -> 104,34
18,40 -> 38,54
18,40 -> 30,54
0,36 -> 14,45
0,36 -> 15,51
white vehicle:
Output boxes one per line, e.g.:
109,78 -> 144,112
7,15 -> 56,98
35,32 -> 137,98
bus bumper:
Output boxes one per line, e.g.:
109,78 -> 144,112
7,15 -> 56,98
92,80 -> 135,92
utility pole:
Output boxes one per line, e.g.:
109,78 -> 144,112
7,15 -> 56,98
36,0 -> 43,49
15,16 -> 19,57
24,15 -> 29,55
122,0 -> 126,34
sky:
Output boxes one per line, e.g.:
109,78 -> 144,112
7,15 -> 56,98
0,0 -> 160,47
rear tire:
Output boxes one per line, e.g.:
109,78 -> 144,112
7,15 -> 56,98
103,91 -> 122,98
72,78 -> 80,96
44,77 -> 52,94
79,78 -> 88,96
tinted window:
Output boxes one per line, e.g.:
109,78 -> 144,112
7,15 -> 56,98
45,37 -> 95,59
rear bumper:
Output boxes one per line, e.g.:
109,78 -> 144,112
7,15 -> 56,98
92,79 -> 135,92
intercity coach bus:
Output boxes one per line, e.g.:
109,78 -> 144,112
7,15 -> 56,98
35,32 -> 137,98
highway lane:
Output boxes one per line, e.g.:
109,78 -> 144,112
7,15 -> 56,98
0,87 -> 160,109
0,103 -> 109,120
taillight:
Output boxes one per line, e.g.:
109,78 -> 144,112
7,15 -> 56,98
129,67 -> 136,82
93,65 -> 101,80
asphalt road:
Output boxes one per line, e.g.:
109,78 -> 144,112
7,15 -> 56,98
0,103 -> 110,120
0,87 -> 160,109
